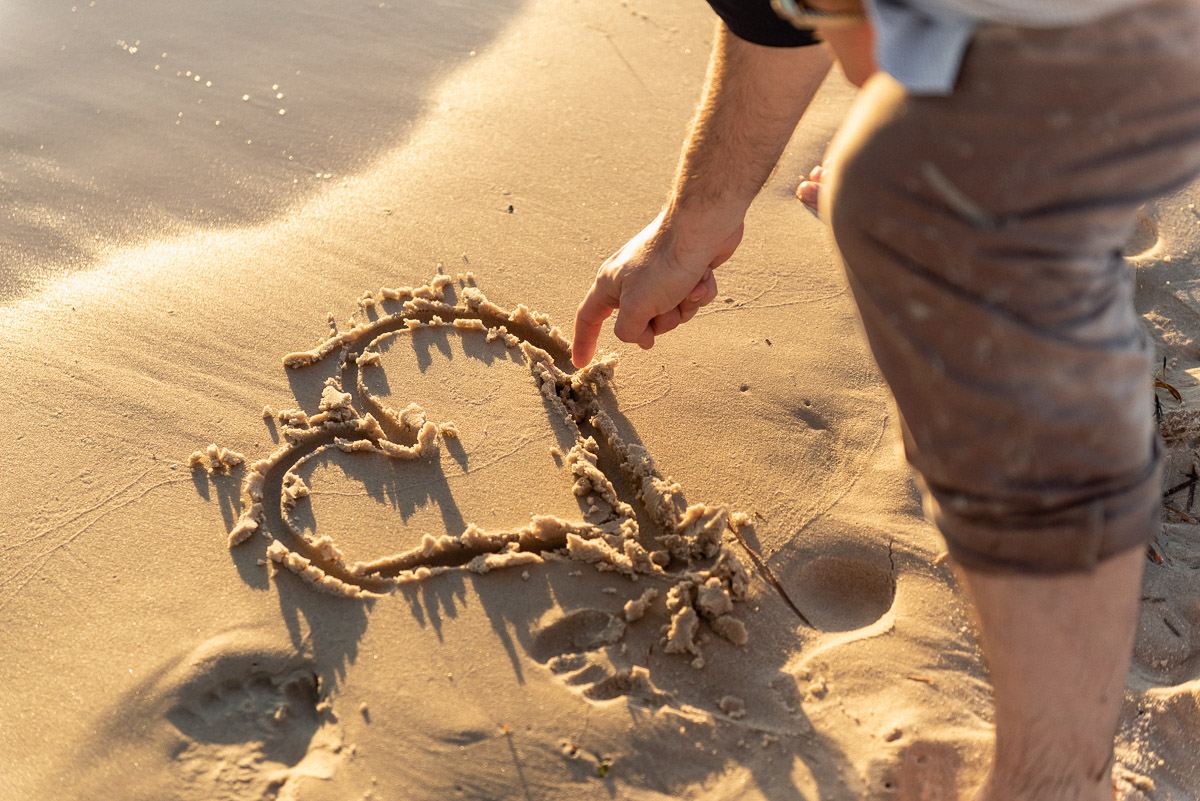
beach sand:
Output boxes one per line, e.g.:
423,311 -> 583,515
3,0 -> 1200,799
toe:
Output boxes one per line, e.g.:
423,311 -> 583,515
797,180 -> 820,210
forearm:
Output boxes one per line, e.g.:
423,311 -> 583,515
665,24 -> 831,240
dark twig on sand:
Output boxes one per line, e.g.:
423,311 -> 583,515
1163,504 -> 1197,524
727,518 -> 813,628
1162,465 -> 1199,500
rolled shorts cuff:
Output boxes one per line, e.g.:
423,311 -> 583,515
930,443 -> 1163,574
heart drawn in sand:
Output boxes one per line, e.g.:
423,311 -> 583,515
191,274 -> 759,663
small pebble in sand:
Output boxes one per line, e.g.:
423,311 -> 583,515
711,615 -> 748,646
719,695 -> 747,719
1117,769 -> 1156,793
623,588 -> 659,622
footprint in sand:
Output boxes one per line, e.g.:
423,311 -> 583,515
787,552 -> 896,633
529,608 -> 672,707
1132,527 -> 1200,686
1117,520 -> 1200,799
519,528 -> 777,717
45,630 -> 343,801
166,641 -> 341,796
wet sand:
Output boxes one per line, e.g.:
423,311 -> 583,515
4,1 -> 1200,799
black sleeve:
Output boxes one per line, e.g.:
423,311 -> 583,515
704,0 -> 821,47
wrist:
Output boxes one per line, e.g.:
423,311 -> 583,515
659,198 -> 747,254
651,205 -> 745,278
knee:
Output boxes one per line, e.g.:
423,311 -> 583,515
824,145 -> 871,256
822,75 -> 909,255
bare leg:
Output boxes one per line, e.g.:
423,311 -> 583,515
821,5 -> 1200,798
958,548 -> 1144,801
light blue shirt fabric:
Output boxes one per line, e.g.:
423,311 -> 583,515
867,0 -> 1149,95
868,0 -> 977,95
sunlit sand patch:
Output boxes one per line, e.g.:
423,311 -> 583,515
195,274 -> 757,668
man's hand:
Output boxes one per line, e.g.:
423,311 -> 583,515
569,24 -> 831,369
571,213 -> 742,368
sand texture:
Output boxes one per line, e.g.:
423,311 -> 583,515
4,1 -> 1200,799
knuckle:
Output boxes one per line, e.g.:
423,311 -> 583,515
612,317 -> 641,344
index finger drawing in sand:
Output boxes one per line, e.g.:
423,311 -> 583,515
572,1 -> 1200,800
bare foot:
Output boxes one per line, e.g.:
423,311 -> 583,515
796,164 -> 824,211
